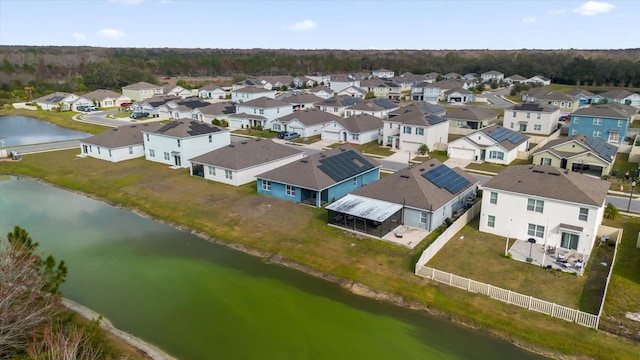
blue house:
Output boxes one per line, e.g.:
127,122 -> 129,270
566,88 -> 603,108
256,145 -> 381,208
569,104 -> 633,144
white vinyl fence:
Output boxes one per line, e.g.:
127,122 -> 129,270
415,266 -> 599,328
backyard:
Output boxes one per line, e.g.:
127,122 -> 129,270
328,140 -> 394,157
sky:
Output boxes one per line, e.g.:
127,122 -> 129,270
0,0 -> 637,50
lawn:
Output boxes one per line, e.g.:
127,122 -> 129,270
328,140 -> 394,157
0,108 -> 109,134
412,150 -> 448,164
465,159 -> 530,174
2,149 -> 640,359
291,134 -> 321,144
231,128 -> 278,138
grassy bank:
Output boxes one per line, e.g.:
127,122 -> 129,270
0,108 -> 109,134
2,150 -> 640,359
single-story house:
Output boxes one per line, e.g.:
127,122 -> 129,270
445,87 -> 476,103
271,108 -> 342,137
280,93 -> 324,111
80,122 -> 163,162
344,98 -> 399,119
142,118 -> 230,168
308,85 -> 333,99
531,134 -> 618,177
256,145 -> 381,208
566,88 -> 603,108
504,74 -> 528,85
321,113 -> 383,145
527,75 -> 552,86
163,85 -> 193,99
189,139 -> 305,186
445,106 -> 499,130
447,124 -> 530,164
327,159 -> 478,238
337,86 -> 367,99
372,68 -> 394,79
34,92 -> 91,111
598,89 -> 640,108
82,89 -> 131,108
198,85 -> 227,99
480,165 -> 609,257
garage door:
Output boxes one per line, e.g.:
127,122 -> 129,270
448,147 -> 475,160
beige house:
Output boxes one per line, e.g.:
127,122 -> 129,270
531,134 -> 617,177
122,82 -> 163,101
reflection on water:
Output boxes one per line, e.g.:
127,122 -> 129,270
0,177 -> 548,360
0,115 -> 91,146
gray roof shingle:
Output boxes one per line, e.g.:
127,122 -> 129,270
189,139 -> 303,170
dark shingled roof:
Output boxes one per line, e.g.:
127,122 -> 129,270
276,108 -> 342,126
444,106 -> 499,121
387,103 -> 448,127
352,158 -> 477,210
82,122 -> 164,148
482,165 -> 609,206
335,114 -> 383,133
317,95 -> 363,107
238,96 -> 289,108
532,134 -> 618,164
150,119 -> 223,138
572,105 -> 632,119
82,89 -> 122,101
257,145 -> 380,190
232,86 -> 274,94
189,139 -> 303,170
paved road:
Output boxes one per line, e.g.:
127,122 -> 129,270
607,194 -> 640,213
5,140 -> 80,154
482,87 -> 514,109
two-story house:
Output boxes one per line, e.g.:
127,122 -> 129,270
382,103 -> 449,152
504,103 -> 560,135
345,99 -> 399,119
481,70 -> 504,83
480,165 -> 609,258
231,86 -> 276,103
234,97 -> 293,129
329,74 -> 361,93
122,82 -> 163,101
372,68 -> 395,79
411,82 -> 440,103
316,96 -> 363,117
568,104 -> 634,144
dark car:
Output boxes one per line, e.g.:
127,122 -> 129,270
277,131 -> 288,139
283,132 -> 300,140
129,112 -> 149,119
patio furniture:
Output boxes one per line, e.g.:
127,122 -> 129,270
394,230 -> 404,238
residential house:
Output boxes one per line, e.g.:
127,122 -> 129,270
33,92 -> 91,111
445,106 -> 499,130
444,72 -> 462,80
504,74 -> 528,85
372,82 -> 402,100
329,74 -> 360,93
399,72 -> 428,85
568,104 -> 633,144
227,113 -> 267,130
234,97 -> 293,129
504,103 -> 561,135
321,113 -> 383,145
463,73 -> 479,82
256,145 -> 381,208
345,98 -> 399,119
122,82 -> 163,101
306,72 -> 330,86
447,125 -> 530,164
372,68 -> 394,79
162,85 -> 193,99
160,98 -> 214,120
337,86 -> 367,99
142,118 -> 230,168
232,79 -> 259,90
445,87 -> 476,104
231,86 -> 276,103
360,78 -> 385,93
198,85 -> 226,99
479,165 -> 609,257
411,82 -> 440,103
522,90 -> 579,114
327,159 -> 478,238
280,93 -> 324,111
382,103 -> 449,152
481,70 -> 504,83
271,108 -> 342,137
189,139 -> 305,186
188,101 -> 236,123
82,89 -> 130,108
435,79 -> 473,100
308,85 -> 334,99
566,88 -> 602,107
424,72 -> 441,83
598,89 -> 640,108
527,75 -> 552,86
316,95 -> 363,117
531,134 -> 618,176
132,95 -> 181,118
79,122 -> 163,162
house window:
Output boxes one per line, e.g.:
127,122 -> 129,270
571,129 -> 577,135
353,177 -> 358,187
164,152 -> 170,160
259,109 -> 264,115
177,139 -> 181,147
97,147 -> 101,154
192,114 -> 198,120
618,120 -> 624,127
209,135 -> 212,143
593,118 -> 602,125
561,232 -> 579,250
609,131 -> 620,143
527,198 -> 544,213
526,112 -> 530,119
420,211 -> 428,224
528,223 -> 545,238
262,180 -> 271,191
542,157 -> 551,165
509,122 -> 514,129
573,118 -> 579,124
561,102 -> 565,107
579,208 -> 588,221
129,146 -> 133,155
224,170 -> 232,179
489,192 -> 498,204
286,184 -> 296,196
512,111 -> 516,117
146,133 -> 149,141
208,166 -> 216,176
274,124 -> 281,130
489,151 -> 504,160
593,130 -> 602,138
416,128 -> 424,135
568,102 -> 573,108
536,113 -> 541,119
534,124 -> 542,131
487,215 -> 495,228
333,107 -> 338,112
149,149 -> 155,157
108,149 -> 112,157
456,120 -> 464,127
403,126 -> 412,134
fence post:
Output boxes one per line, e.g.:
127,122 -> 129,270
449,272 -> 453,285
574,310 -> 579,323
467,278 -> 471,291
507,290 -> 512,304
552,303 -> 557,317
431,267 -> 435,279
528,295 -> 532,310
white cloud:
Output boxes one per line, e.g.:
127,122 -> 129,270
522,17 -> 536,24
573,1 -> 614,16
548,8 -> 567,15
97,28 -> 126,39
72,32 -> 87,41
108,0 -> 144,4
288,19 -> 317,32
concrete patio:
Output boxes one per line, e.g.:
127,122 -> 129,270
508,240 -> 587,275
381,225 -> 429,249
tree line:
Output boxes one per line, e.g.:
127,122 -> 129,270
0,47 -> 639,104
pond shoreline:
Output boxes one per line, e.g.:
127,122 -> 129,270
12,175 -> 563,360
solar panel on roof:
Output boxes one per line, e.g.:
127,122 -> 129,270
488,127 -> 523,144
158,121 -> 179,132
584,136 -> 617,161
422,164 -> 471,194
187,121 -> 218,136
318,150 -> 374,182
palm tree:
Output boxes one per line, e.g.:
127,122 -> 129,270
604,203 -> 619,220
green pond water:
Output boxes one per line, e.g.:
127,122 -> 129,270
0,176 -> 547,359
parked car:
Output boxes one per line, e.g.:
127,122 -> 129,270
129,112 -> 149,119
76,105 -> 87,112
86,105 -> 98,111
277,131 -> 288,139
283,132 -> 300,140
120,102 -> 132,108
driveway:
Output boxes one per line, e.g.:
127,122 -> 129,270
444,157 -> 472,169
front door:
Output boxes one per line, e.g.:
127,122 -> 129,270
560,158 -> 567,169
82,145 -> 88,154
174,156 -> 182,167
480,149 -> 486,161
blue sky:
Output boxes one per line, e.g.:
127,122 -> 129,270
0,0 -> 635,50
